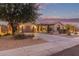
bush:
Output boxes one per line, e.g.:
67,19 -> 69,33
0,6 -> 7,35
67,31 -> 71,36
3,33 -> 11,36
13,33 -> 34,40
75,32 -> 78,34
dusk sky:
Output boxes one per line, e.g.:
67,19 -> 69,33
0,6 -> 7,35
39,3 -> 79,19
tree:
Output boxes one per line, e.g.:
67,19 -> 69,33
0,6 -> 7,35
0,3 -> 39,35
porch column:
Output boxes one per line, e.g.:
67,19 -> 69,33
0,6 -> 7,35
47,25 -> 50,33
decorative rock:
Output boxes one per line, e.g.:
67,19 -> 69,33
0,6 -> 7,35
33,33 -> 39,40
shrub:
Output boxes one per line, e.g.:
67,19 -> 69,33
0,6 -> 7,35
13,33 -> 34,40
3,33 -> 11,36
67,31 -> 71,36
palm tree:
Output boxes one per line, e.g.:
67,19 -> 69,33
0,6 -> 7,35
0,3 -> 39,35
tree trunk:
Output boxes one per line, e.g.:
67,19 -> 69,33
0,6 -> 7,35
9,22 -> 17,35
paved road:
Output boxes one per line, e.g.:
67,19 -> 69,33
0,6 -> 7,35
0,33 -> 79,56
52,45 -> 79,56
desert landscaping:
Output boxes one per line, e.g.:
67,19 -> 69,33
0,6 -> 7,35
0,34 -> 47,51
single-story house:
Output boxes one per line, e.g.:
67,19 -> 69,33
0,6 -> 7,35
0,19 -> 79,36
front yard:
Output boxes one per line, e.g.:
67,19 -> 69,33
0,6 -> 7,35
0,36 -> 47,51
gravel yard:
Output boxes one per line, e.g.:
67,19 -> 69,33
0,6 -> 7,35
0,37 -> 47,51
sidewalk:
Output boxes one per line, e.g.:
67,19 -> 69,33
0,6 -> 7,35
0,33 -> 79,56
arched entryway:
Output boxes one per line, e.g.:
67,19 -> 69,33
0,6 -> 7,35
47,22 -> 64,34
